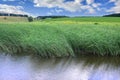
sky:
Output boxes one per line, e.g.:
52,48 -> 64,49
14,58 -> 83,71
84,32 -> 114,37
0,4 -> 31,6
0,0 -> 120,17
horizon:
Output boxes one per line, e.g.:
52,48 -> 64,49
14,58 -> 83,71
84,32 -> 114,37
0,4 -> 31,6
0,0 -> 120,17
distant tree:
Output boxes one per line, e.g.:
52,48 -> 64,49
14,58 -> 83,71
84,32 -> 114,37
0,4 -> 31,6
28,16 -> 33,22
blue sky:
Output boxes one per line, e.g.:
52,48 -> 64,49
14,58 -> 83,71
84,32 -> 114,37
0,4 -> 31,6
0,0 -> 120,17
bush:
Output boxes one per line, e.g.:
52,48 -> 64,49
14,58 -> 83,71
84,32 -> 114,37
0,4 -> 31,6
4,17 -> 7,20
28,16 -> 33,22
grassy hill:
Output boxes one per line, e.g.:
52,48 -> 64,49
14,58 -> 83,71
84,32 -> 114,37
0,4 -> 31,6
0,16 -> 28,22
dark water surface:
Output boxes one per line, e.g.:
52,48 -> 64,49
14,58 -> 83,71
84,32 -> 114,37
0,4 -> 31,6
0,54 -> 120,80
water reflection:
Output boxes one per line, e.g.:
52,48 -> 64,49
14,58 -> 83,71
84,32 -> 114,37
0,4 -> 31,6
0,54 -> 120,80
0,54 -> 33,80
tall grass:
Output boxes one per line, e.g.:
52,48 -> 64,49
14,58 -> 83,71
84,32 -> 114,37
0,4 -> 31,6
0,17 -> 120,57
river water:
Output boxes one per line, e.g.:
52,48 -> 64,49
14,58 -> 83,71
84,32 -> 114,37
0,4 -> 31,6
0,54 -> 120,80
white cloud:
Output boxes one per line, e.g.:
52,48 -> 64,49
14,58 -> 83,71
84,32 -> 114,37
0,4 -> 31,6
47,12 -> 52,15
55,9 -> 63,13
74,0 -> 83,3
107,0 -> 120,13
92,3 -> 101,8
0,4 -> 29,15
86,0 -> 94,4
81,5 -> 95,14
33,0 -> 101,14
18,1 -> 25,5
34,0 -> 81,12
89,8 -> 95,14
109,0 -> 117,2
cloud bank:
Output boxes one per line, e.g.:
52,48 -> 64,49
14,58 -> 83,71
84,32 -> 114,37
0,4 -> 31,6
108,0 -> 120,13
0,0 -> 120,16
0,4 -> 28,15
33,0 -> 102,14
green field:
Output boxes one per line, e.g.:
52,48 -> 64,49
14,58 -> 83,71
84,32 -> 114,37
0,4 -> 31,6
0,17 -> 120,57
43,17 -> 120,22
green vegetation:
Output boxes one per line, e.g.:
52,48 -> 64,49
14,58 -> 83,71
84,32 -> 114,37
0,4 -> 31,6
0,17 -> 120,57
28,16 -> 33,22
43,17 -> 120,22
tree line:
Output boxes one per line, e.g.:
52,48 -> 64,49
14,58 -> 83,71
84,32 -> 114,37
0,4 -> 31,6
0,13 -> 28,17
36,16 -> 69,19
103,13 -> 120,17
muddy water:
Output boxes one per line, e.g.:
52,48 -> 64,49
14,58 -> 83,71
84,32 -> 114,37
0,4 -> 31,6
0,54 -> 120,80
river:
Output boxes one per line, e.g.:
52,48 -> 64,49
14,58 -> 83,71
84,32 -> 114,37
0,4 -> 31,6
0,54 -> 120,80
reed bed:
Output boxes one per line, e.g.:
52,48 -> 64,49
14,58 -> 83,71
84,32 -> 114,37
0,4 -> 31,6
0,17 -> 120,57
